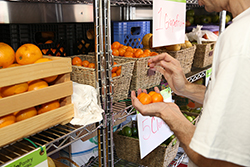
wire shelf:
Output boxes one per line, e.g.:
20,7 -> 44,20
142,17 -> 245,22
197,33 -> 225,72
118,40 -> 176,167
0,123 -> 101,165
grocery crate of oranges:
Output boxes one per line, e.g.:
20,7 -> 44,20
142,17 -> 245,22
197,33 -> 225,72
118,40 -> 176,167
111,41 -> 162,91
70,54 -> 135,102
0,42 -> 74,147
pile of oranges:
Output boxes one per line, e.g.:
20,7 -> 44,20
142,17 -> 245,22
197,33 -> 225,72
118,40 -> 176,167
0,99 -> 60,128
111,62 -> 121,78
111,41 -> 158,58
72,56 -> 121,78
137,91 -> 163,105
71,56 -> 95,69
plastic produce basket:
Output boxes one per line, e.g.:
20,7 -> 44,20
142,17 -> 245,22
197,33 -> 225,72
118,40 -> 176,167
113,121 -> 180,167
0,23 -> 94,57
70,54 -> 135,102
112,21 -> 151,48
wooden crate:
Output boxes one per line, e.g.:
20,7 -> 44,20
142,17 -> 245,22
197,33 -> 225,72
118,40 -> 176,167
0,56 -> 74,147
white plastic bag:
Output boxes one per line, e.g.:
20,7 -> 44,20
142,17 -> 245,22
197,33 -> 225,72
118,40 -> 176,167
186,25 -> 218,44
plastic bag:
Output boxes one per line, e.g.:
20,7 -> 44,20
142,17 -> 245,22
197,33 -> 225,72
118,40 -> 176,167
186,25 -> 218,44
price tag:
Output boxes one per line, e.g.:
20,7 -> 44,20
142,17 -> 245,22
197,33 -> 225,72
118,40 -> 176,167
205,68 -> 212,87
137,89 -> 173,159
3,146 -> 48,167
153,0 -> 186,47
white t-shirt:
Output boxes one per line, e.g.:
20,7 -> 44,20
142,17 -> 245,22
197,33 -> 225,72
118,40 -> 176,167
188,7 -> 250,167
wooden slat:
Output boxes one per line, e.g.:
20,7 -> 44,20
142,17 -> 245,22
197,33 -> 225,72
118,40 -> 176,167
0,81 -> 73,117
0,56 -> 72,87
0,104 -> 74,147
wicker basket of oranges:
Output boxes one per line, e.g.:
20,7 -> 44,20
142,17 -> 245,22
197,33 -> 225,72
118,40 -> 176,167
111,41 -> 162,91
70,54 -> 135,102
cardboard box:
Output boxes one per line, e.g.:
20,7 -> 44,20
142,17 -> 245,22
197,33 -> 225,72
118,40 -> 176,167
0,56 -> 74,147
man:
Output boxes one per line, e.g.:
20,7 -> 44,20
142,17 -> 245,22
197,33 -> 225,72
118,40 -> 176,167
131,0 -> 250,166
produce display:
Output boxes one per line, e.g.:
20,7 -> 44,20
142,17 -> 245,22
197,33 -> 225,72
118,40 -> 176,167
111,41 -> 158,58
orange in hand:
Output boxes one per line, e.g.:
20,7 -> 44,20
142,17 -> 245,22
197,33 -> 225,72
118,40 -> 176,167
151,92 -> 164,103
139,93 -> 152,105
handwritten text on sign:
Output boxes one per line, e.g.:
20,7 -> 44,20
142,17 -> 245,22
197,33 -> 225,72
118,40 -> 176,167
137,114 -> 173,159
153,0 -> 186,47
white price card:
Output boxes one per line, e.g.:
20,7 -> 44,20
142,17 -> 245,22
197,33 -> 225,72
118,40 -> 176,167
153,0 -> 186,48
137,89 -> 173,159
3,146 -> 48,167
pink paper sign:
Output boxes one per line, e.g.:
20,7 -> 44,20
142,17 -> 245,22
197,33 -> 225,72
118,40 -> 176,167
153,0 -> 186,47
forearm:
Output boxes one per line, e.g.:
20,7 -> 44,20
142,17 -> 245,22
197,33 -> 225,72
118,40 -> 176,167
162,111 -> 243,167
179,82 -> 206,104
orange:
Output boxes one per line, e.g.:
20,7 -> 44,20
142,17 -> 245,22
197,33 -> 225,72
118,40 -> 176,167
88,63 -> 95,68
6,63 -> 21,68
139,53 -> 148,58
111,41 -> 120,50
121,45 -> 128,50
16,43 -> 43,65
116,68 -> 121,76
45,40 -> 53,44
28,79 -> 48,91
15,107 -> 37,122
148,91 -> 157,97
134,49 -> 143,58
0,42 -> 15,69
126,46 -> 134,53
0,114 -> 15,128
112,62 -> 118,73
150,52 -> 158,56
139,94 -> 152,105
43,75 -> 58,83
82,60 -> 90,67
137,92 -> 147,99
144,49 -> 151,54
112,72 -> 117,78
37,100 -> 60,114
1,82 -> 28,97
34,57 -> 52,63
72,56 -> 82,65
112,49 -> 119,56
151,92 -> 163,103
118,48 -> 126,56
124,51 -> 134,58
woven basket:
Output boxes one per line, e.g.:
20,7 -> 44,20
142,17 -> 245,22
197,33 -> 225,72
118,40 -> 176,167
192,41 -> 216,68
70,54 -> 135,102
113,122 -> 180,167
151,46 -> 196,74
114,56 -> 162,91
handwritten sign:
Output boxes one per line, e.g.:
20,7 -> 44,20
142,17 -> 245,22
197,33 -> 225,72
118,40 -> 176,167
137,89 -> 173,159
153,0 -> 186,47
3,146 -> 48,167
